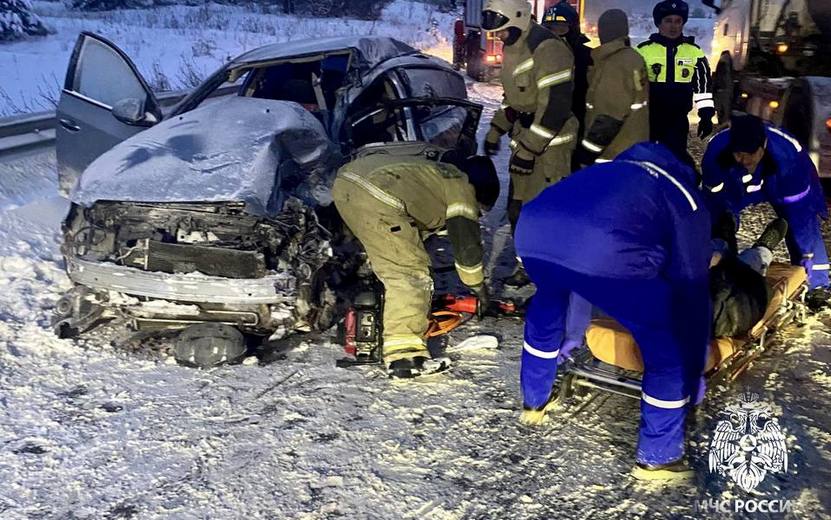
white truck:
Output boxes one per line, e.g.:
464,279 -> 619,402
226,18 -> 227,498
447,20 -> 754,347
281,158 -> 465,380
704,0 -> 831,178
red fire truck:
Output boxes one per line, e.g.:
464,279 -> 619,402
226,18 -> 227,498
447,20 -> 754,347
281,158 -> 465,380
453,0 -> 583,81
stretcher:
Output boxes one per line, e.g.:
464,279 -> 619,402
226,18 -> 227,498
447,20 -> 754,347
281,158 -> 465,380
554,263 -> 809,403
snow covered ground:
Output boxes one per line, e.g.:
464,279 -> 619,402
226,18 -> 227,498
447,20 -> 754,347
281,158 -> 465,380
0,0 -> 456,115
1,79 -> 831,517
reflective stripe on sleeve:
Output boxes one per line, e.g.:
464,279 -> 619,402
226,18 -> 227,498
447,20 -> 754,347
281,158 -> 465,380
523,341 -> 560,359
642,392 -> 690,409
595,158 -> 612,163
707,182 -> 724,193
693,93 -> 715,110
769,127 -> 803,152
513,58 -> 535,76
446,202 -> 479,220
530,123 -> 556,140
630,101 -> 648,110
537,69 -> 572,89
455,262 -> 484,286
340,171 -> 405,211
814,264 -> 830,271
742,174 -> 753,183
581,139 -> 603,153
548,133 -> 575,147
783,185 -> 811,204
634,161 -> 698,211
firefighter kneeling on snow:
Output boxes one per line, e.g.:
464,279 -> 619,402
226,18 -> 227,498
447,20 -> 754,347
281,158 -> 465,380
515,142 -> 711,480
332,143 -> 500,379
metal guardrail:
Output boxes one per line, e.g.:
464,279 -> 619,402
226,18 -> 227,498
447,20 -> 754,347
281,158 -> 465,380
0,85 -> 237,160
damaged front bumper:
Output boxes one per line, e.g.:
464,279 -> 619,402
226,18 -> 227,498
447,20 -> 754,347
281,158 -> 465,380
66,255 -> 295,305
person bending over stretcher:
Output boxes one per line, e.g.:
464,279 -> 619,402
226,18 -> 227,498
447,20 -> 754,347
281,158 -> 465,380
514,142 -> 711,480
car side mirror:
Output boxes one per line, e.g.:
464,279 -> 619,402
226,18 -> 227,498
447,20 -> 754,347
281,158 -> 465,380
112,97 -> 154,126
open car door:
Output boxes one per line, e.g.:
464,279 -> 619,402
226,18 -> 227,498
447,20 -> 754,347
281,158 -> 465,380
56,32 -> 162,195
344,97 -> 482,157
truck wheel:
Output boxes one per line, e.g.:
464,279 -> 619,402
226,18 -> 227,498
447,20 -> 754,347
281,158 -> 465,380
713,54 -> 735,124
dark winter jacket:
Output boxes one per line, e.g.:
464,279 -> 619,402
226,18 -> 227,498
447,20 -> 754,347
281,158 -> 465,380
565,32 -> 593,136
710,255 -> 771,337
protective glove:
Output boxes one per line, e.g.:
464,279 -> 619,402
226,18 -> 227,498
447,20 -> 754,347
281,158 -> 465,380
470,283 -> 490,320
801,255 -> 814,279
484,127 -> 503,156
509,147 -> 536,176
697,107 -> 716,139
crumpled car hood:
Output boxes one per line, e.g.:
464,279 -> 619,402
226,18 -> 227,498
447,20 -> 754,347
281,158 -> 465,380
71,96 -> 335,216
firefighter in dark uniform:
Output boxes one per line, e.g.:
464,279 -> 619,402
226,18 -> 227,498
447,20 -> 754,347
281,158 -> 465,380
637,0 -> 714,164
542,0 -> 592,171
481,0 -> 578,285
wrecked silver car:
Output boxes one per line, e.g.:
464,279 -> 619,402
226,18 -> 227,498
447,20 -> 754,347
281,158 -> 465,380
54,33 -> 482,342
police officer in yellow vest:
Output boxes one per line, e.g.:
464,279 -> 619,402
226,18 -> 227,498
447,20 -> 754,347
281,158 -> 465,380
332,143 -> 499,379
637,0 -> 714,164
576,9 -> 650,166
481,0 -> 578,229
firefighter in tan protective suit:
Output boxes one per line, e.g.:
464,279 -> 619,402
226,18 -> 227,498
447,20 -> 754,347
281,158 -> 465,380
481,0 -> 578,286
332,143 -> 500,379
575,9 -> 650,167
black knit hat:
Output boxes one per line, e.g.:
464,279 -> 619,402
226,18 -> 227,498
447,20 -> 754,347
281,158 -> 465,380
598,9 -> 629,44
729,114 -> 767,153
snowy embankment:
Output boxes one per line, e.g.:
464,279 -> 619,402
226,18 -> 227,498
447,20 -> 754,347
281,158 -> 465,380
0,0 -> 456,115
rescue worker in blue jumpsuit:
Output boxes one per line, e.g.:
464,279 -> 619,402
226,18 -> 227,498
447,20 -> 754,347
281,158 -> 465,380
515,142 -> 712,479
702,114 -> 829,291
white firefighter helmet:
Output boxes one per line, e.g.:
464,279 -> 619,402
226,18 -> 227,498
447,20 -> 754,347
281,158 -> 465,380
482,0 -> 531,32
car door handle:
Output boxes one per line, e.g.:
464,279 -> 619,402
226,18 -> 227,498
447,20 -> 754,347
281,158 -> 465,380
59,118 -> 81,132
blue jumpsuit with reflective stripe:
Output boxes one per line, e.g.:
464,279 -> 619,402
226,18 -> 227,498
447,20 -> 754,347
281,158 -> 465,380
702,126 -> 829,288
515,143 -> 712,465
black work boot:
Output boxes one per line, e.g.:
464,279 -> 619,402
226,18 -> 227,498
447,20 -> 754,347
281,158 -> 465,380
631,459 -> 694,481
387,356 -> 450,379
806,286 -> 831,311
753,218 -> 788,252
504,264 -> 531,287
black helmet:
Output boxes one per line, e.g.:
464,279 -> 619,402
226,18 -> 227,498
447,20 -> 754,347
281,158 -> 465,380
652,0 -> 688,26
462,155 -> 500,208
542,0 -> 579,31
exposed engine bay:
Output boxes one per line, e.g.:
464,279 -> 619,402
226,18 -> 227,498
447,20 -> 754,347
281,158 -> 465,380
55,198 -> 348,338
